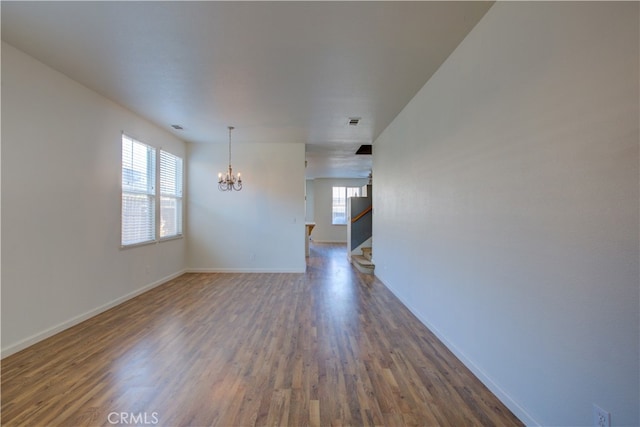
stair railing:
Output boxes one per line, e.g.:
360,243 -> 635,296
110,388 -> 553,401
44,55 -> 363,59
351,205 -> 372,223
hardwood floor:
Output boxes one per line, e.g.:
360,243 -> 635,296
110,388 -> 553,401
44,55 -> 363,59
1,243 -> 523,426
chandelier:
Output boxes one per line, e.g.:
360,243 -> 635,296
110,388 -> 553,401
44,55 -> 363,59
218,126 -> 243,191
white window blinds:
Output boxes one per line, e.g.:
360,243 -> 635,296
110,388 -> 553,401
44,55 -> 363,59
332,186 -> 361,225
122,135 -> 156,246
159,150 -> 183,238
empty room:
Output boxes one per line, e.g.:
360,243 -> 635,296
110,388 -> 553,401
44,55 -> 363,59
2,2 -> 638,426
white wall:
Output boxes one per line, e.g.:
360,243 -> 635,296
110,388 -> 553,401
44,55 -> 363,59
1,42 -> 187,356
305,179 -> 315,223
187,142 -> 305,272
374,3 -> 639,426
311,178 -> 368,243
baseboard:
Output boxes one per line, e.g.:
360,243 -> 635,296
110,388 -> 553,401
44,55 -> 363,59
375,272 -> 540,427
1,270 -> 186,359
187,268 -> 305,273
309,240 -> 346,244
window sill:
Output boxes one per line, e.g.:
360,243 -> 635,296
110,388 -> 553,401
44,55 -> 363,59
159,234 -> 184,243
120,235 -> 183,250
120,240 -> 157,250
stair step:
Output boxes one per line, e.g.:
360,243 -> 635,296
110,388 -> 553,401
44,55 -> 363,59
352,255 -> 373,266
352,255 -> 375,275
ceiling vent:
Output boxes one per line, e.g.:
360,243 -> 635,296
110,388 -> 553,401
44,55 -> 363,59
356,145 -> 372,155
348,117 -> 361,126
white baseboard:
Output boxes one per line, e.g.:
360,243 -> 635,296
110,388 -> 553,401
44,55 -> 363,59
1,270 -> 186,359
376,273 -> 539,427
187,268 -> 305,273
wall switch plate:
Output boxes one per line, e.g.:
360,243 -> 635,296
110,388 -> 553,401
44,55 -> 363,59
593,404 -> 611,427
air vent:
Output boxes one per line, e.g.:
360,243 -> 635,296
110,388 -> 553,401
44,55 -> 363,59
348,117 -> 361,126
356,145 -> 372,155
171,124 -> 183,130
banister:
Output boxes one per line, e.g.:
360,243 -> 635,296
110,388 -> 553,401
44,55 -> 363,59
351,205 -> 372,223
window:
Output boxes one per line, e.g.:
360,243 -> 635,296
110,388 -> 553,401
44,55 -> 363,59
121,134 -> 183,247
159,150 -> 183,239
122,135 -> 156,246
332,186 -> 361,225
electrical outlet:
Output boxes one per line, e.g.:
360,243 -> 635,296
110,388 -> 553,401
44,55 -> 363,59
593,404 -> 610,427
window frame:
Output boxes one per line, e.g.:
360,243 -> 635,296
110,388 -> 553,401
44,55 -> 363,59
121,133 -> 184,249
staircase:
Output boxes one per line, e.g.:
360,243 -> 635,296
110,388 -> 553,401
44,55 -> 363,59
351,246 -> 374,275
347,184 -> 374,275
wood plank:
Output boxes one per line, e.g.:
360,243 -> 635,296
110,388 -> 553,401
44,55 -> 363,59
1,243 -> 523,427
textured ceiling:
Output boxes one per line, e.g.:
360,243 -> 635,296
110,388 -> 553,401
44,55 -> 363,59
1,1 -> 492,178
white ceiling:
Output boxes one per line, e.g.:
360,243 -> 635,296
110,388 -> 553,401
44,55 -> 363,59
1,1 -> 492,178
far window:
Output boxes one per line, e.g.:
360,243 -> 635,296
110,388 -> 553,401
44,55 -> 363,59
332,186 -> 361,225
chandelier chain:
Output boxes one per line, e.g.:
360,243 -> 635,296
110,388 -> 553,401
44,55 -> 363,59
228,126 -> 232,167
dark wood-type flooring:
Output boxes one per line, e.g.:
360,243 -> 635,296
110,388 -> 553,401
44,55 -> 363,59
1,243 -> 523,426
